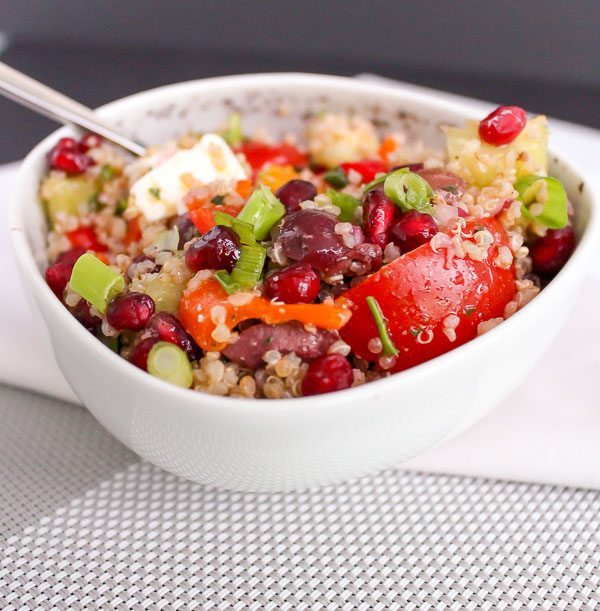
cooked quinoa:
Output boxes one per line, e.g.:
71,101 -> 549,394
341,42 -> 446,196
41,105 -> 575,398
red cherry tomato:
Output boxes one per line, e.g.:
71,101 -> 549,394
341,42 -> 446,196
340,160 -> 387,183
66,226 -> 107,252
338,217 -> 516,372
478,106 -> 527,146
235,141 -> 308,171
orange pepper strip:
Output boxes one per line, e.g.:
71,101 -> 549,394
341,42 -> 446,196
235,179 -> 253,200
258,164 -> 298,192
179,279 -> 352,352
378,136 -> 397,163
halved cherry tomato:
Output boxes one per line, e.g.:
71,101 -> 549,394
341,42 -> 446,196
340,160 -> 387,183
179,279 -> 351,352
235,141 -> 308,171
66,226 -> 107,252
337,217 -> 516,372
189,203 -> 242,234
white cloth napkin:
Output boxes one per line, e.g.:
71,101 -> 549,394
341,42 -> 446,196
3,79 -> 600,489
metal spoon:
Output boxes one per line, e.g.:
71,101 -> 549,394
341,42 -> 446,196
0,61 -> 147,156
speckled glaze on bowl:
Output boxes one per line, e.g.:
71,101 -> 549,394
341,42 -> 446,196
10,74 -> 599,491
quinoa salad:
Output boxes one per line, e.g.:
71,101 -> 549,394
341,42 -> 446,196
41,105 -> 575,398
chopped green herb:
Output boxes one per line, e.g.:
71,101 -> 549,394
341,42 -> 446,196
409,326 -> 423,338
442,184 -> 458,194
366,296 -> 398,357
464,306 -> 476,317
263,336 -> 273,346
326,189 -> 360,222
88,195 -> 102,213
115,199 -> 128,216
99,165 -> 116,182
97,329 -> 119,353
211,195 -> 225,205
148,187 -> 161,199
324,167 -> 350,188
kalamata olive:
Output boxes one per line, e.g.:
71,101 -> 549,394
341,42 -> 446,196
276,209 -> 348,272
275,179 -> 317,213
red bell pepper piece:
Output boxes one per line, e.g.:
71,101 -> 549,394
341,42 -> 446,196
235,141 -> 308,171
337,217 -> 516,372
340,160 -> 387,183
66,226 -> 107,252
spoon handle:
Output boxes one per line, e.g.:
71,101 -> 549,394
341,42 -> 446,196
0,61 -> 147,156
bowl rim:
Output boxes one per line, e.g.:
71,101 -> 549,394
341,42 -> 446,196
9,72 -> 600,416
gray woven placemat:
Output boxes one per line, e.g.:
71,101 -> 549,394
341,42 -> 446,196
1,385 -> 599,610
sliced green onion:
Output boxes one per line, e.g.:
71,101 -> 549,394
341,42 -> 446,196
211,194 -> 225,205
384,171 -> 434,215
326,189 -> 360,222
515,175 -> 568,229
237,186 -> 285,241
363,168 -> 405,193
69,253 -> 125,314
154,226 -> 180,252
230,244 -> 267,288
324,167 -> 350,188
214,211 -> 257,245
214,270 -> 241,294
147,341 -> 193,388
222,112 -> 243,147
366,296 -> 398,357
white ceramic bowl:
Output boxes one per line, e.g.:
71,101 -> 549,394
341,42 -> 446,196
10,74 -> 599,492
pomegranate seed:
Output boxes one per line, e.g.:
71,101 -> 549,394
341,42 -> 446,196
390,210 -> 438,253
184,225 -> 240,273
340,160 -> 387,183
45,247 -> 86,299
275,179 -> 317,213
79,132 -> 103,151
45,263 -> 73,299
129,336 -> 159,370
265,263 -> 320,304
301,353 -> 353,396
147,312 -> 200,359
57,246 -> 87,266
479,105 -> 527,146
362,189 -> 396,248
70,300 -> 100,330
530,226 -> 575,276
106,292 -> 155,331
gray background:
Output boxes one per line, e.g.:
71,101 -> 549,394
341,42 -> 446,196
0,0 -> 598,163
